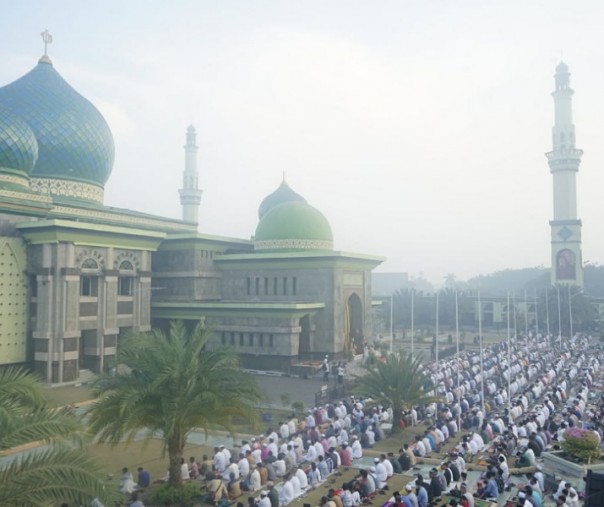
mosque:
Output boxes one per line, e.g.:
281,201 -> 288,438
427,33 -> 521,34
0,46 -> 383,383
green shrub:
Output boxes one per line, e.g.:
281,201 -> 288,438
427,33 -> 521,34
562,428 -> 602,462
280,392 -> 291,407
150,482 -> 202,507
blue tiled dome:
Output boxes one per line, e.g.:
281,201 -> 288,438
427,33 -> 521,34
0,59 -> 114,187
258,180 -> 307,219
0,105 -> 38,179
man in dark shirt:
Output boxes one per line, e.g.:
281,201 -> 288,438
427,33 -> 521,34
428,468 -> 443,502
137,467 -> 150,488
267,481 -> 279,507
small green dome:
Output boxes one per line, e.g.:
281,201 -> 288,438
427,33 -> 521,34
254,201 -> 333,251
258,180 -> 307,219
0,105 -> 38,185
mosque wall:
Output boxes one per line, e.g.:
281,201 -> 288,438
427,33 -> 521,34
0,236 -> 28,365
153,246 -> 225,301
23,240 -> 154,382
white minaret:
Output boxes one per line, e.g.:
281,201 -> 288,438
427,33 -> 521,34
179,125 -> 202,223
546,62 -> 583,287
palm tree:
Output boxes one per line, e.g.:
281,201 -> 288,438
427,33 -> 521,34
355,351 -> 440,434
88,320 -> 262,489
0,367 -> 114,506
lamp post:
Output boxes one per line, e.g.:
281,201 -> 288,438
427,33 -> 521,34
478,291 -> 484,413
390,293 -> 394,354
411,289 -> 415,357
568,284 -> 573,339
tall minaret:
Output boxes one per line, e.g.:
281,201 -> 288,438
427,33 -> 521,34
546,62 -> 583,287
179,125 -> 202,223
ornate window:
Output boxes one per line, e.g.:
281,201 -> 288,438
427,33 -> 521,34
119,260 -> 134,271
81,258 -> 99,270
556,249 -> 576,280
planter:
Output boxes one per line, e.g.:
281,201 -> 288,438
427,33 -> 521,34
542,451 -> 604,479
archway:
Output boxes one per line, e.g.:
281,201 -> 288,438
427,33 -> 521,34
346,293 -> 364,355
299,314 -> 311,356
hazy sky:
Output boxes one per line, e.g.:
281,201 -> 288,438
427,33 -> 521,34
2,1 -> 603,285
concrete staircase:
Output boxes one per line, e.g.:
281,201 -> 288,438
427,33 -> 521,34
76,368 -> 96,385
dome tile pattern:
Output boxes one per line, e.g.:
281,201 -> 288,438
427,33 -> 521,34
0,106 -> 38,175
0,61 -> 114,187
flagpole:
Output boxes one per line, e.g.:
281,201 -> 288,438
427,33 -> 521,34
557,285 -> 562,345
435,291 -> 439,366
512,291 -> 518,345
478,291 -> 484,413
534,287 -> 539,348
568,285 -> 573,339
390,293 -> 394,353
411,289 -> 415,357
524,289 -> 529,347
455,291 -> 461,430
545,287 -> 551,348
507,291 -> 511,410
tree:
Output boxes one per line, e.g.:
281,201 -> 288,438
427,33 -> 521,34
537,285 -> 597,336
88,320 -> 262,489
355,351 -> 441,434
0,367 -> 115,506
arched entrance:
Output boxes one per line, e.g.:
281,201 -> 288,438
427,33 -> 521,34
345,293 -> 364,355
299,314 -> 311,357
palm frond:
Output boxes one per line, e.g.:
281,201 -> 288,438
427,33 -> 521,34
0,446 -> 119,507
0,367 -> 46,409
1,406 -> 88,451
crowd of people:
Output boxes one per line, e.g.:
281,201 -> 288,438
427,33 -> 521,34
397,333 -> 604,507
115,332 -> 603,507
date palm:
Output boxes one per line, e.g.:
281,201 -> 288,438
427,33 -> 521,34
88,320 -> 261,489
356,351 -> 440,433
0,367 -> 114,506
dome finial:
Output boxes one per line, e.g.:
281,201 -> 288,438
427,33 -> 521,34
282,171 -> 287,185
39,29 -> 53,65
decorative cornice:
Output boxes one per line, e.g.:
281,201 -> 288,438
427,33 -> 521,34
0,173 -> 29,188
30,178 -> 104,203
255,238 -> 334,251
50,205 -> 194,231
0,187 -> 52,203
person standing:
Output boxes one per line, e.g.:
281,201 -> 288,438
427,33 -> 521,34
322,356 -> 330,381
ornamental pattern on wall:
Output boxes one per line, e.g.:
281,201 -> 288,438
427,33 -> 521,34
76,248 -> 105,270
30,177 -> 104,203
114,250 -> 141,270
0,173 -> 29,187
254,239 -> 333,250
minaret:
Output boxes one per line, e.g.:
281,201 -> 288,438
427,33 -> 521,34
179,125 -> 202,223
546,62 -> 583,287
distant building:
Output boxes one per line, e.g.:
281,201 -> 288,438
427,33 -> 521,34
0,49 -> 383,382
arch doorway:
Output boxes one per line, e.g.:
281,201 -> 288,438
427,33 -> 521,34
299,314 -> 311,357
345,293 -> 364,355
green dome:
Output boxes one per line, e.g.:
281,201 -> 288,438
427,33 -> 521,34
0,58 -> 114,198
0,105 -> 38,187
258,180 -> 307,219
254,201 -> 333,251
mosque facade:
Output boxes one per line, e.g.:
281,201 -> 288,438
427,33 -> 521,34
0,52 -> 382,383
